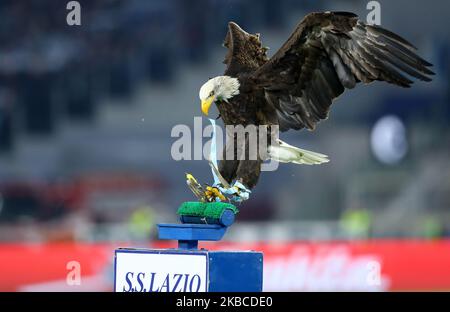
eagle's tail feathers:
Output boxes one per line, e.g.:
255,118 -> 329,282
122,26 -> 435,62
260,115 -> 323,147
268,140 -> 330,165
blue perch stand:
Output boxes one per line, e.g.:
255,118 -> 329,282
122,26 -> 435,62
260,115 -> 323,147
114,208 -> 263,292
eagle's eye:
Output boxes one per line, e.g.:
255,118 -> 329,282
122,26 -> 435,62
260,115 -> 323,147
209,90 -> 215,97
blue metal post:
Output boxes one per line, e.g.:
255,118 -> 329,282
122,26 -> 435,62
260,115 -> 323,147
178,239 -> 199,250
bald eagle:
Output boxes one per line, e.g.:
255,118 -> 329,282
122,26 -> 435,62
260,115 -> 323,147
198,12 -> 434,200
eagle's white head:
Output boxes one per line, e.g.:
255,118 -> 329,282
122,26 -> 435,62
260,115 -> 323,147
199,76 -> 240,115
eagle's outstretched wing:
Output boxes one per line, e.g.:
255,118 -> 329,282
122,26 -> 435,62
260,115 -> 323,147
253,12 -> 434,131
223,22 -> 269,76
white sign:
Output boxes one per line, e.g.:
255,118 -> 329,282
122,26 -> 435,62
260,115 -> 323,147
115,250 -> 208,292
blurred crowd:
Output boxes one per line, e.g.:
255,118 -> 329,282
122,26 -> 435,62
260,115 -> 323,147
0,0 -> 300,142
0,0 -> 449,242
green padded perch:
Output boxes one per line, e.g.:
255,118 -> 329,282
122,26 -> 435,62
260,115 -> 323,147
177,201 -> 238,227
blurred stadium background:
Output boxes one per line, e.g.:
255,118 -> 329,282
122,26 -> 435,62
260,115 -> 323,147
0,0 -> 449,291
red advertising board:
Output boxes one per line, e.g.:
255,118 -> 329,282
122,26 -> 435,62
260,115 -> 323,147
0,240 -> 449,291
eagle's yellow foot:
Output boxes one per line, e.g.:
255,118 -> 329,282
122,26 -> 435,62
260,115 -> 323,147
205,186 -> 227,202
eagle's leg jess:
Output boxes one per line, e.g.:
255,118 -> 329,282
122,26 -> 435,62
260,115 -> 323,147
209,180 -> 251,203
229,180 -> 252,202
218,159 -> 260,203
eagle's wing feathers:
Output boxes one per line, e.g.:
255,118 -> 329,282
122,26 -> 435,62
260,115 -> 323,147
253,12 -> 434,131
223,22 -> 269,76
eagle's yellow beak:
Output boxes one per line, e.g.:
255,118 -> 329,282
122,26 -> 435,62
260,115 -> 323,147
201,95 -> 215,116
